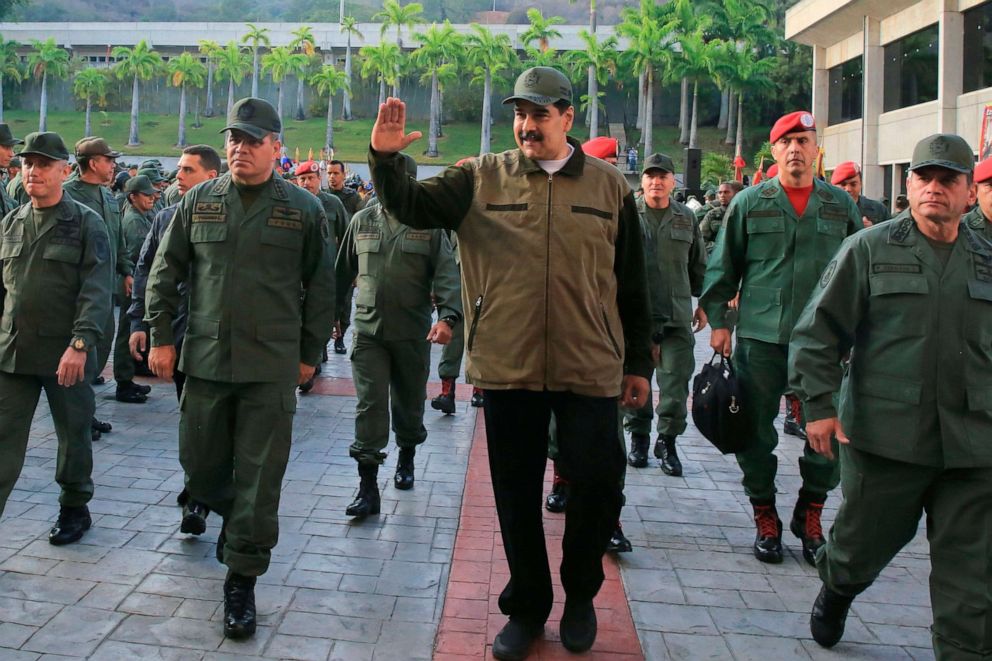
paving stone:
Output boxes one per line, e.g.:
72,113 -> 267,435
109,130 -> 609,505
279,611 -> 381,644
264,634 -> 332,661
0,622 -> 37,648
110,614 -> 222,651
724,632 -> 812,659
290,589 -> 396,619
22,606 -> 125,656
90,641 -> 205,661
659,632 -> 734,660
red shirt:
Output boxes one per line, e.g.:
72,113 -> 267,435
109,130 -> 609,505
781,183 -> 814,217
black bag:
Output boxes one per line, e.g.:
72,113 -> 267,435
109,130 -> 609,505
691,352 -> 751,454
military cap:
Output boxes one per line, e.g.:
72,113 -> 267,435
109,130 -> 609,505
8,156 -> 20,168
769,110 -> 816,143
165,168 -> 177,180
503,67 -> 572,107
139,159 -> 163,171
137,167 -> 165,184
705,188 -> 716,197
295,160 -> 320,176
124,174 -> 156,196
642,152 -> 676,175
75,137 -> 121,159
19,132 -> 70,161
582,136 -> 618,160
975,157 -> 992,184
830,161 -> 861,185
222,97 -> 281,140
908,134 -> 974,174
0,123 -> 23,147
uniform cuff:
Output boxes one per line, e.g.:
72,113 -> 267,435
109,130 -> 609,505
804,394 -> 837,422
150,324 -> 175,348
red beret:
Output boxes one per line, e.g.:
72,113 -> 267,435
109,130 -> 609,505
581,136 -> 619,160
295,160 -> 319,175
830,161 -> 861,185
976,157 -> 992,184
766,164 -> 779,178
769,111 -> 816,144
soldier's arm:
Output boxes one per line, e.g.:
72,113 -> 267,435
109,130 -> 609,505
788,236 -> 868,421
146,199 -> 192,347
844,195 -> 862,235
699,195 -> 747,327
688,214 -> 708,296
129,211 -> 169,333
74,214 -> 114,349
369,150 -> 474,231
430,230 -> 463,323
615,190 -> 653,380
114,213 -> 134,276
334,215 -> 360,320
300,208 -> 336,367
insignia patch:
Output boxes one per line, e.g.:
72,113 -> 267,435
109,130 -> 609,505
760,186 -> 778,198
356,230 -> 382,240
194,202 -> 223,213
929,137 -> 950,157
890,217 -> 913,243
975,261 -> 992,283
820,260 -> 837,287
872,263 -> 922,274
192,214 -> 225,224
237,102 -> 255,121
54,222 -> 80,241
267,217 -> 303,231
92,232 -> 110,263
800,112 -> 815,128
747,209 -> 782,218
406,230 -> 431,241
820,209 -> 851,221
524,71 -> 540,87
672,218 -> 693,231
272,206 -> 303,221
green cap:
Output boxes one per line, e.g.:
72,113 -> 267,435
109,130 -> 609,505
139,159 -> 162,170
642,153 -> 675,175
502,67 -> 572,107
222,97 -> 281,139
124,174 -> 156,196
137,167 -> 165,184
19,132 -> 69,161
909,134 -> 974,174
75,137 -> 121,159
0,123 -> 22,147
8,156 -> 20,168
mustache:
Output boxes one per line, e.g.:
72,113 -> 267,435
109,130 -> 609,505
518,131 -> 543,143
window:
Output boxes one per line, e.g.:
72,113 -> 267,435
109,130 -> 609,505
964,1 -> 992,93
883,25 -> 939,112
828,57 -> 863,124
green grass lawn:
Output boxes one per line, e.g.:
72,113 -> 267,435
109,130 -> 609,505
2,109 -> 767,169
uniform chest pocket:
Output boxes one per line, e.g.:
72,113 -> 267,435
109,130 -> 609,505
0,238 -> 22,259
745,215 -> 784,260
670,227 -> 694,243
869,273 -> 929,296
401,235 -> 431,255
816,218 -> 848,237
967,280 -> 992,304
190,223 -> 228,243
43,243 -> 82,264
261,227 -> 303,251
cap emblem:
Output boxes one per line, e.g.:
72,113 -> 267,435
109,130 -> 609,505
524,71 -> 540,87
800,113 -> 814,128
237,103 -> 255,121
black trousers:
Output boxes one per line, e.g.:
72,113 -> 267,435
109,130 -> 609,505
483,389 -> 625,625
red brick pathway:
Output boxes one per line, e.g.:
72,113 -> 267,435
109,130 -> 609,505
435,410 -> 644,660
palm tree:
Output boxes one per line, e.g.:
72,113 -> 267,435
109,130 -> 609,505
244,23 -> 271,98
340,16 -> 362,120
360,42 -> 401,107
112,40 -> 163,146
566,30 -> 617,139
672,28 -> 723,149
310,64 -> 349,151
465,24 -> 515,156
617,4 -> 669,157
28,38 -> 70,133
168,52 -> 207,147
413,21 -> 463,157
569,0 -> 601,140
262,46 -> 307,141
72,68 -> 107,137
289,26 -> 317,121
520,8 -> 565,53
373,0 -> 424,96
714,42 -> 775,159
663,0 -> 709,145
216,40 -> 250,115
521,46 -> 563,69
198,39 -> 221,117
0,38 -> 23,123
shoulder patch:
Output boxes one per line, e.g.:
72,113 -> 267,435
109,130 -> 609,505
356,230 -> 382,240
872,263 -> 922,274
760,185 -> 778,198
820,260 -> 837,287
889,217 -> 914,244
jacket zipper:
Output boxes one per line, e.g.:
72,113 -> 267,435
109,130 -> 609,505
467,294 -> 484,351
544,173 -> 553,383
601,305 -> 622,359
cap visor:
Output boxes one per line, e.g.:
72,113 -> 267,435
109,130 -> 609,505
908,159 -> 972,174
221,123 -> 269,139
1,138 -> 23,147
502,94 -> 559,106
17,150 -> 64,160
642,166 -> 673,175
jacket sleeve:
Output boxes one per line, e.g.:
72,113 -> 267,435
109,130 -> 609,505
615,190 -> 653,380
430,230 -> 463,323
114,212 -> 134,277
129,210 -> 170,334
300,208 -> 336,367
369,148 -> 475,231
788,236 -> 868,421
700,195 -> 747,328
334,215 -> 359,321
73,213 -> 113,349
688,214 -> 708,297
146,198 -> 192,348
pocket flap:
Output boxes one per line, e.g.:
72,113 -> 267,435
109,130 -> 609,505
860,373 -> 922,404
742,285 -> 781,307
746,216 -> 785,234
257,322 -> 298,341
0,239 -> 22,259
42,243 -> 82,264
967,280 -> 992,303
869,273 -> 929,296
816,218 -> 848,237
967,387 -> 992,411
356,238 -> 381,254
188,315 -> 220,338
261,227 -> 303,250
190,223 -> 228,243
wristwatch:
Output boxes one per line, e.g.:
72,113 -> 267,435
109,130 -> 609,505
70,337 -> 88,352
439,316 -> 457,328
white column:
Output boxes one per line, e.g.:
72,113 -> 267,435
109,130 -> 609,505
862,17 -> 884,199
811,45 -> 829,129
937,0 -> 964,133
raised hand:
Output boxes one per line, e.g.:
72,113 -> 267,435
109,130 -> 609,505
370,97 -> 423,154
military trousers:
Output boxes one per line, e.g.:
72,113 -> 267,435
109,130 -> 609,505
624,324 -> 695,438
484,389 -> 625,626
437,318 -> 464,380
179,376 -> 296,577
0,357 -> 97,516
819,445 -> 992,659
95,306 -> 114,376
733,338 -> 838,501
349,332 -> 430,466
112,298 -> 136,383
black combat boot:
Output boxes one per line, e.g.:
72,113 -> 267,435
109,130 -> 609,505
346,464 -> 381,518
49,505 -> 91,546
654,434 -> 683,476
394,447 -> 415,490
181,501 -> 210,536
627,433 -> 649,468
791,491 -> 827,566
810,584 -> 854,648
783,394 -> 808,441
431,378 -> 456,415
223,573 -> 257,639
751,499 -> 783,563
334,336 -> 347,354
544,464 -> 569,513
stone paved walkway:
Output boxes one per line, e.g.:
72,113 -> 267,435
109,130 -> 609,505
0,323 -> 936,660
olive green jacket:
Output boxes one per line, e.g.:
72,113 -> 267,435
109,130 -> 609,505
700,178 -> 861,344
6,173 -> 26,206
0,176 -> 17,218
121,206 -> 152,295
145,173 -> 335,383
637,196 -> 707,327
336,201 -> 461,341
857,194 -> 890,226
0,195 -> 112,374
699,203 -> 728,254
790,214 -> 992,468
369,137 -> 653,397
331,186 -> 364,219
63,178 -> 132,279
963,206 -> 992,241
317,191 -> 348,249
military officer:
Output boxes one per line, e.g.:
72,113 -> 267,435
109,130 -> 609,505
963,156 -> 992,241
63,137 -> 134,440
694,188 -> 718,224
791,134 -> 992,659
700,111 -> 861,566
624,154 -> 707,475
699,181 -> 742,254
336,154 -> 461,517
0,124 -> 23,217
7,158 -> 27,205
328,159 -> 363,355
0,132 -> 112,544
6,155 -> 21,185
146,98 -> 334,639
830,161 -> 890,228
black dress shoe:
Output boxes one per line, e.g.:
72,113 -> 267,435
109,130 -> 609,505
92,418 -> 112,433
627,433 -> 649,468
298,376 -> 315,393
492,618 -> 543,661
49,505 -> 91,546
783,416 -> 808,441
394,448 -> 415,490
810,585 -> 854,648
181,502 -> 210,535
333,337 -> 347,354
545,480 -> 569,513
115,384 -> 148,404
91,428 -> 101,442
606,524 -> 632,553
132,382 -> 152,395
223,573 -> 257,639
560,599 -> 597,653
92,375 -> 105,385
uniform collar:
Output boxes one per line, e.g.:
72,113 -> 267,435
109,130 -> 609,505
209,172 -> 290,202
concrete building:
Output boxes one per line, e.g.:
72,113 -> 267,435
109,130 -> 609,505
786,0 -> 992,203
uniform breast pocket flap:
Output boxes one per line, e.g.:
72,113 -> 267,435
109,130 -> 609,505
0,238 -> 22,259
261,227 -> 303,250
402,234 -> 431,255
42,243 -> 82,264
869,273 -> 929,296
816,218 -> 848,237
967,280 -> 992,303
746,216 -> 785,234
670,227 -> 694,243
190,223 -> 228,243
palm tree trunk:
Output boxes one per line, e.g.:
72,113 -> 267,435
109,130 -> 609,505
735,92 -> 744,159
84,97 -> 92,137
438,88 -> 444,137
228,78 -> 236,114
206,61 -> 215,116
480,71 -> 492,155
717,88 -> 728,130
635,69 -> 645,131
325,92 -> 334,150
643,69 -> 653,157
343,40 -> 353,120
427,70 -> 439,157
252,47 -> 260,97
725,91 -> 736,145
276,84 -> 284,142
378,79 -> 386,106
0,73 -> 5,123
588,67 -> 598,139
678,77 -> 689,143
339,0 -> 344,23
689,79 -> 699,149
178,84 -> 187,147
296,77 -> 306,120
391,82 -> 399,98
128,75 -> 140,145
38,72 -> 48,132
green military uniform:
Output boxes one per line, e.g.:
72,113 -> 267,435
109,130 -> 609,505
699,204 -> 727,254
6,172 -> 26,206
963,205 -> 992,241
162,180 -> 182,208
0,124 -> 23,218
437,231 -> 464,381
790,194 -> 992,659
331,185 -> 363,219
336,199 -> 461,465
113,177 -> 154,386
0,133 -> 112,516
856,194 -> 889,226
625,195 -> 706,439
317,190 -> 348,249
700,177 -> 860,501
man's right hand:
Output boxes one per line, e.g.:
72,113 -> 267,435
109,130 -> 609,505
806,417 -> 849,461
149,345 -> 177,381
710,328 -> 733,356
370,98 -> 423,154
129,331 -> 147,361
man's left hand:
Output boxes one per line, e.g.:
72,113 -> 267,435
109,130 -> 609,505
692,307 -> 708,333
426,321 -> 452,345
298,363 -> 316,385
620,375 -> 650,409
123,275 -> 134,297
56,347 -> 87,387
